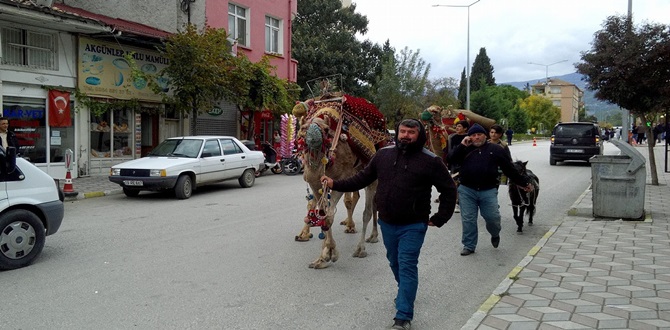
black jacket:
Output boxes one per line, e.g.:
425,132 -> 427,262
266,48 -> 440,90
447,141 -> 529,191
332,121 -> 457,227
0,130 -> 20,151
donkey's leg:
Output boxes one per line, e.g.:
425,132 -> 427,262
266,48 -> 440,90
353,183 -> 377,257
340,191 -> 360,234
309,191 -> 344,269
512,205 -> 524,232
528,190 -> 538,226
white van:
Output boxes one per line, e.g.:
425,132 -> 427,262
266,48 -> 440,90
0,147 -> 64,270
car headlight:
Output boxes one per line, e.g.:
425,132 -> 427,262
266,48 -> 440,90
110,168 -> 121,176
150,169 -> 167,177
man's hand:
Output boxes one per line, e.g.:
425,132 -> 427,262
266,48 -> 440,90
320,175 -> 333,188
522,183 -> 534,192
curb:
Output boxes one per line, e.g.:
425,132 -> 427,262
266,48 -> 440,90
64,189 -> 122,202
566,184 -> 592,217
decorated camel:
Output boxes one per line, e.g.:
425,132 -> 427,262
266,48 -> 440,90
292,92 -> 388,269
420,105 -> 496,158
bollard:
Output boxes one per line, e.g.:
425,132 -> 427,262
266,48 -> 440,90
532,137 -> 537,147
63,149 -> 78,197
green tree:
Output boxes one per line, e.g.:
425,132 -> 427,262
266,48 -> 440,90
372,47 -> 430,128
292,0 -> 382,99
424,77 -> 459,109
508,107 -> 529,134
470,47 -> 496,92
519,95 -> 560,133
470,84 -> 528,122
576,15 -> 670,184
156,24 -> 236,134
457,68 -> 466,108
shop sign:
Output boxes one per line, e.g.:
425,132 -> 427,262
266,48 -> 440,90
77,37 -> 170,102
260,110 -> 273,120
208,107 -> 223,116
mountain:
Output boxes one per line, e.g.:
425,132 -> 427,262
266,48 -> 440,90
501,72 -> 620,121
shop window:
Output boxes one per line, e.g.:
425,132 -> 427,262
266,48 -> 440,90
90,109 -> 132,159
2,96 -> 74,163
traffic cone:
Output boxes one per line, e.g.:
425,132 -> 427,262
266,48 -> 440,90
62,168 -> 79,197
533,137 -> 537,147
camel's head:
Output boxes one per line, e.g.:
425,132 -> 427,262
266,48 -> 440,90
292,101 -> 309,119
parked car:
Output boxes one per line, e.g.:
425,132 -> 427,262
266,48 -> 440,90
0,146 -> 64,270
549,122 -> 603,165
109,136 -> 264,199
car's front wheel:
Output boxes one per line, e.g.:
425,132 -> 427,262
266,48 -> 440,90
239,169 -> 255,188
549,157 -> 557,166
0,210 -> 46,270
174,175 -> 193,199
123,188 -> 140,197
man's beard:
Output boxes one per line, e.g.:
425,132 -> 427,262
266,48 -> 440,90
397,138 -> 412,150
472,139 -> 485,147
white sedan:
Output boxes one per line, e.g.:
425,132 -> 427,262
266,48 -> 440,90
109,136 -> 264,199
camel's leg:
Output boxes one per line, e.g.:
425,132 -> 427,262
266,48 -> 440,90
340,191 -> 359,233
295,198 -> 317,241
366,198 -> 379,243
309,191 -> 343,269
353,182 -> 378,257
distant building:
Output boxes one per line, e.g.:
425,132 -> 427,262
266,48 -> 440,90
530,78 -> 583,123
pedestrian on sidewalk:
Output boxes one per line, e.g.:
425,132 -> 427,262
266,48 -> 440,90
505,127 -> 514,145
447,123 -> 533,256
321,118 -> 457,330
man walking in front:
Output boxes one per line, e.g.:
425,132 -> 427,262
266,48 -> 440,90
447,123 -> 533,256
321,119 -> 457,330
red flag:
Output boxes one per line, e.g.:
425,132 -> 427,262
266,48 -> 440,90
48,90 -> 72,127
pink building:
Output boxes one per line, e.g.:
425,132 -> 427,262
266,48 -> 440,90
206,0 -> 298,82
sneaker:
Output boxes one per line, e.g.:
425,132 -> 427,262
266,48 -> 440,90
491,236 -> 500,248
392,318 -> 411,330
460,248 -> 474,256
454,205 -> 460,213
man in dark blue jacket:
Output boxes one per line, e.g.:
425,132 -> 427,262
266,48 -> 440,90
448,124 -> 533,256
321,118 -> 456,330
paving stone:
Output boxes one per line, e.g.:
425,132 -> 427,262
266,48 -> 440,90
617,257 -> 655,265
562,281 -> 607,293
550,299 -> 600,313
635,264 -> 670,274
482,314 -> 538,329
542,273 -> 585,282
508,283 -> 534,294
538,320 -> 594,329
603,304 -> 658,319
611,269 -> 656,280
532,287 -> 580,300
631,296 -> 670,310
632,279 -> 670,290
571,312 -> 628,329
517,277 -> 560,288
474,324 -> 498,330
552,259 -> 590,268
587,275 -> 631,286
629,319 -> 670,330
582,292 -> 632,305
592,262 -> 633,272
575,254 -> 612,263
570,267 -> 611,277
608,285 -> 658,298
527,263 -> 568,274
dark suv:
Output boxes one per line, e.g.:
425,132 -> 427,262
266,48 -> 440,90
550,122 -> 603,165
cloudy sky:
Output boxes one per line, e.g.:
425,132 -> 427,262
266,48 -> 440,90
353,0 -> 670,84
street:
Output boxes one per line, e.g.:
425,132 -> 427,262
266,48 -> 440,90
0,141 -> 621,329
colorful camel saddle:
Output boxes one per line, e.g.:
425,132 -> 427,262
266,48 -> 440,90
294,94 -> 387,164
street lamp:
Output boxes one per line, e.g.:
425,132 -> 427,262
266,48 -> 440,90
527,60 -> 568,85
433,0 -> 481,110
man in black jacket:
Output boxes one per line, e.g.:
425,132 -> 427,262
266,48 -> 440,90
0,117 -> 20,152
321,118 -> 457,330
448,123 -> 533,256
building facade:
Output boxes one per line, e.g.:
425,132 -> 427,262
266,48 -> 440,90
0,0 -> 297,179
531,78 -> 583,123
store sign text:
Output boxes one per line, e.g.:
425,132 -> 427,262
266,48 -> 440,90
3,109 -> 45,119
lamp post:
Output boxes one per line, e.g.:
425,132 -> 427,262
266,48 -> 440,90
527,60 -> 568,85
433,0 -> 481,110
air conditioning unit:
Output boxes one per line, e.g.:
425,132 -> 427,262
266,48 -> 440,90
35,0 -> 54,7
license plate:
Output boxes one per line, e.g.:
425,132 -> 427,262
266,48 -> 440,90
123,180 -> 143,186
566,149 -> 584,153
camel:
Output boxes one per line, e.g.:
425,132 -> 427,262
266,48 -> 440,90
292,94 -> 387,269
420,105 -> 496,157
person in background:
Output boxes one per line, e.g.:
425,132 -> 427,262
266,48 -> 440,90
505,127 -> 514,145
442,121 -> 470,212
273,131 -> 281,150
447,123 -> 533,256
0,117 -> 20,152
489,124 -> 511,186
321,118 -> 457,330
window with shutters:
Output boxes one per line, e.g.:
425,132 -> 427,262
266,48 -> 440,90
1,27 -> 58,70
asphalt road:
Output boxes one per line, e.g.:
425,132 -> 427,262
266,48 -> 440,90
0,141 -> 621,329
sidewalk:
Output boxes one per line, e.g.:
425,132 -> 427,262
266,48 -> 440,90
463,144 -> 670,330
58,174 -> 122,200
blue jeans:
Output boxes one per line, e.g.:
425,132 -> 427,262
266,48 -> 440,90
458,185 -> 501,251
379,219 -> 428,321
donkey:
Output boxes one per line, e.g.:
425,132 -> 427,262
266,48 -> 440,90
508,160 -> 540,233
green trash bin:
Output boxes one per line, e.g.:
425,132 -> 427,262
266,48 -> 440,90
590,140 -> 646,220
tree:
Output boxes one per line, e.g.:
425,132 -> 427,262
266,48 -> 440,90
519,95 -> 560,134
372,47 -> 431,128
576,15 -> 670,185
156,24 -> 236,135
470,47 -> 496,93
470,84 -> 528,122
457,68 -> 466,108
424,77 -> 459,109
292,0 -> 383,99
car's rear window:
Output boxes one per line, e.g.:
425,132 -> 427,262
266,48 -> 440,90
554,125 -> 596,138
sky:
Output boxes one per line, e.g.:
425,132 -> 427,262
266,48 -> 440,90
352,0 -> 670,84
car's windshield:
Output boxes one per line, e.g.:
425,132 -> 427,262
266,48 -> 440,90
148,139 -> 203,158
555,125 -> 596,138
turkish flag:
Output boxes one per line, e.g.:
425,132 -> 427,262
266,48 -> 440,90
48,90 -> 72,127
